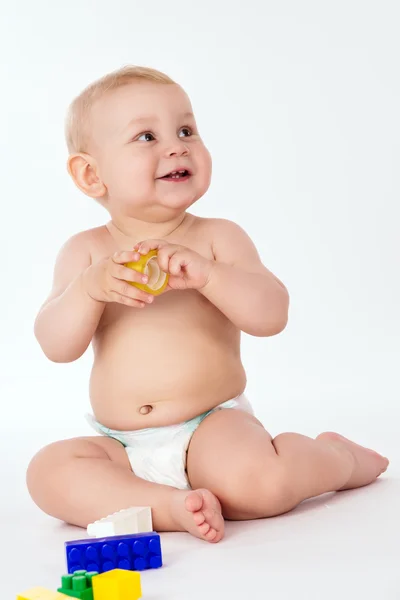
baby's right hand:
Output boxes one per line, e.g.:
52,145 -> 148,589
82,251 -> 154,307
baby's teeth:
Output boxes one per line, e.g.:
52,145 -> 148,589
166,171 -> 186,179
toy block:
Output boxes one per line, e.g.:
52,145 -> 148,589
17,588 -> 69,600
92,569 -> 142,600
87,506 -> 152,537
66,531 -> 162,574
57,570 -> 98,600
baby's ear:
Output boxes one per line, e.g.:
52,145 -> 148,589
67,153 -> 107,199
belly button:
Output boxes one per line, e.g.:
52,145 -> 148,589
138,405 -> 153,415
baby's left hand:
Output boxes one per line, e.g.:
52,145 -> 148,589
133,239 -> 214,291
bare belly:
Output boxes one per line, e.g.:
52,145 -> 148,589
89,290 -> 247,430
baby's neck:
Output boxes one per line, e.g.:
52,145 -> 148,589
106,212 -> 193,246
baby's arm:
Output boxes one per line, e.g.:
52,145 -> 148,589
35,234 -> 156,362
201,219 -> 289,336
34,233 -> 106,362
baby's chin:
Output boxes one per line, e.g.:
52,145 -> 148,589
156,188 -> 202,210
168,197 -> 201,216
112,183 -> 205,218
117,196 -> 198,223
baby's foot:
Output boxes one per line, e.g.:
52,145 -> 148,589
170,488 -> 224,543
317,432 -> 389,490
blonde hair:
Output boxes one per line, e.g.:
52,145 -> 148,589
65,65 -> 176,154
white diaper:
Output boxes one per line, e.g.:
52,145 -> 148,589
86,393 -> 254,490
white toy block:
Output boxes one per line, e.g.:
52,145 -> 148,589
87,506 -> 153,537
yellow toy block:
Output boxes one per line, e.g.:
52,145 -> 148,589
17,587 -> 69,600
125,249 -> 169,295
92,569 -> 142,600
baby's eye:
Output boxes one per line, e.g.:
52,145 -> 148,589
137,132 -> 155,142
179,127 -> 192,138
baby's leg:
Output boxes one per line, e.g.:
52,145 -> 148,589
187,410 -> 389,520
26,436 -> 224,542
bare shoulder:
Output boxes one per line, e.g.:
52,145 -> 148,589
57,225 -> 109,261
187,215 -> 245,244
45,225 -> 108,303
203,217 -> 288,289
201,217 -> 259,263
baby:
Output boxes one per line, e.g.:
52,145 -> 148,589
27,65 -> 389,543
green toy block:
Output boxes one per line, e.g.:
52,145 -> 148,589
57,570 -> 98,600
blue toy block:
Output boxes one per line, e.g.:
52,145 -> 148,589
65,532 -> 162,573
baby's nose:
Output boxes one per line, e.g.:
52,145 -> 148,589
165,142 -> 189,157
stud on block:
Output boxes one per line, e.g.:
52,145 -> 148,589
57,570 -> 98,600
87,506 -> 152,537
92,569 -> 142,600
66,531 -> 162,573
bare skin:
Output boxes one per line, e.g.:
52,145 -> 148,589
26,408 -> 388,543
27,217 -> 389,541
87,216 -> 247,429
27,78 -> 389,543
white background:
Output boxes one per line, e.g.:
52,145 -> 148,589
0,1 -> 399,598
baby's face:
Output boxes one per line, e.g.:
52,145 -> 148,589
89,81 -> 212,219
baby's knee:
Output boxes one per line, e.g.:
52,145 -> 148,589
26,440 -> 69,501
26,438 -> 94,506
26,436 -> 126,512
259,466 -> 300,516
220,464 -> 298,519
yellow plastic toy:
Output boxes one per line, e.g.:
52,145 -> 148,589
17,588 -> 68,600
92,569 -> 142,600
125,250 -> 169,296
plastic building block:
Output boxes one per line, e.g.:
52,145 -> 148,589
125,249 -> 169,295
17,589 -> 69,600
66,532 -> 162,573
92,569 -> 142,600
87,506 -> 152,537
57,570 -> 98,600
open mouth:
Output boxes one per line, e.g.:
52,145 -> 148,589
158,169 -> 191,181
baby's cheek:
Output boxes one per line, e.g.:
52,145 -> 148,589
197,147 -> 212,188
115,159 -> 148,194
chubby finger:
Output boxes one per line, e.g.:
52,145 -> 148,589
134,239 -> 168,255
156,246 -> 181,272
168,251 -> 186,275
112,250 -> 141,264
111,263 -> 149,285
111,279 -> 154,304
109,292 -> 148,308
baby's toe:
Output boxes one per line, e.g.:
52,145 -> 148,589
185,490 -> 203,513
205,528 -> 218,542
193,511 -> 206,526
198,522 -> 211,536
204,509 -> 221,530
